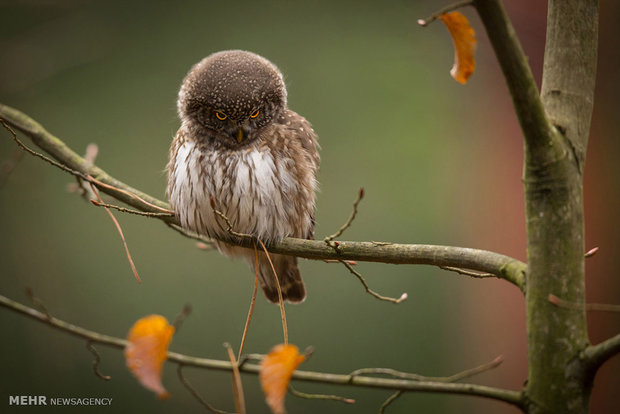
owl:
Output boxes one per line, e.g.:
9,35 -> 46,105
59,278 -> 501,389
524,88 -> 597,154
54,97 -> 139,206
167,50 -> 320,303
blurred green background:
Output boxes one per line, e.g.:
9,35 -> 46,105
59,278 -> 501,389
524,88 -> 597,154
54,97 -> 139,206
1,0 -> 618,413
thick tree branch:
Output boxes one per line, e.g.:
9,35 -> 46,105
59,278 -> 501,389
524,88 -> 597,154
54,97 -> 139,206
0,293 -> 525,408
474,1 -> 598,412
474,0 -> 562,165
0,103 -> 526,290
582,333 -> 620,373
540,0 -> 598,170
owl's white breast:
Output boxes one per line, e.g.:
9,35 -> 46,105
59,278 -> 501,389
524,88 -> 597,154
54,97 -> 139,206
169,139 -> 306,243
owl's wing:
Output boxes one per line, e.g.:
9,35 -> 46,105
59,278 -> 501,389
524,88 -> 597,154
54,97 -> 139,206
280,109 -> 320,169
278,110 -> 320,240
166,128 -> 186,201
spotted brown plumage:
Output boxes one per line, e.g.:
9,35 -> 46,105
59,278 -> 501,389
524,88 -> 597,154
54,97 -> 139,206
167,50 -> 320,303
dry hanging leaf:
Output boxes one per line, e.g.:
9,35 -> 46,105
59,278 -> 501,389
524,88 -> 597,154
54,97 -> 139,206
259,344 -> 306,414
440,11 -> 477,84
125,314 -> 175,399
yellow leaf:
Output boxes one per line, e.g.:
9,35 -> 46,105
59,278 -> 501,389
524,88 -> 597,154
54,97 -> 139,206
441,11 -> 477,84
260,344 -> 306,414
124,315 -> 175,399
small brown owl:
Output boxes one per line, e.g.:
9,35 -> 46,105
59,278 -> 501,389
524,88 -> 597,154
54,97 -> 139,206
167,50 -> 320,303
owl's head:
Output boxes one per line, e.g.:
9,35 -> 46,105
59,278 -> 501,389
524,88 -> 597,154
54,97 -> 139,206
178,50 -> 287,147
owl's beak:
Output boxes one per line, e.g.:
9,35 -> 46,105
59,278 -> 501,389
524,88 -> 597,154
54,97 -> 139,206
236,127 -> 245,143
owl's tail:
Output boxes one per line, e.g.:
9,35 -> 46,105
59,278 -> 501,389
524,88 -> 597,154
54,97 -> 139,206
253,253 -> 306,304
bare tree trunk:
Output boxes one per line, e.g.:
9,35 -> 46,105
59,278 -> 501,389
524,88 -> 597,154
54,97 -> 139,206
476,0 -> 599,411
525,1 -> 598,412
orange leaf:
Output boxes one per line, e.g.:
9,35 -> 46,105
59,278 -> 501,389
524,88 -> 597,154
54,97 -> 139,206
124,315 -> 175,399
259,344 -> 306,414
440,11 -> 477,84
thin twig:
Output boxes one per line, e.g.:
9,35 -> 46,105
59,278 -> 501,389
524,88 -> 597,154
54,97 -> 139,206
256,237 -> 289,345
440,266 -> 495,279
90,199 -> 174,218
26,290 -> 111,382
211,204 -> 289,344
211,199 -> 254,239
0,293 -> 525,408
379,391 -> 403,413
322,188 -> 407,305
224,343 -> 246,414
349,355 -> 503,383
238,243 -> 260,360
237,353 -> 266,369
88,175 -> 174,214
324,187 -> 365,246
166,223 -> 216,246
417,0 -> 474,26
584,247 -> 599,258
86,341 -> 111,380
583,303 -> 620,312
288,384 -> 355,404
1,117 -> 85,180
90,182 -> 141,284
177,364 -> 233,414
324,259 -> 357,265
440,355 -> 504,382
72,144 -> 98,200
84,143 -> 99,164
340,260 -> 407,304
303,346 -> 315,360
548,294 -> 620,313
173,304 -> 193,331
25,288 -> 51,319
0,118 -> 173,215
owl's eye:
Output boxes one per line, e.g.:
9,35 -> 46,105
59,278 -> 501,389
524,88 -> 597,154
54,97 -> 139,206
215,112 -> 227,121
250,109 -> 260,119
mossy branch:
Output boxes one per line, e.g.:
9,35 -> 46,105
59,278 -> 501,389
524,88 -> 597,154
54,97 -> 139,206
0,103 -> 526,291
583,333 -> 620,373
474,1 -> 599,412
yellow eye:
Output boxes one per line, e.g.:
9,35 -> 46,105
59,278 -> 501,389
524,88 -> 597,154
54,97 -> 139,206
215,112 -> 227,120
250,109 -> 260,119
